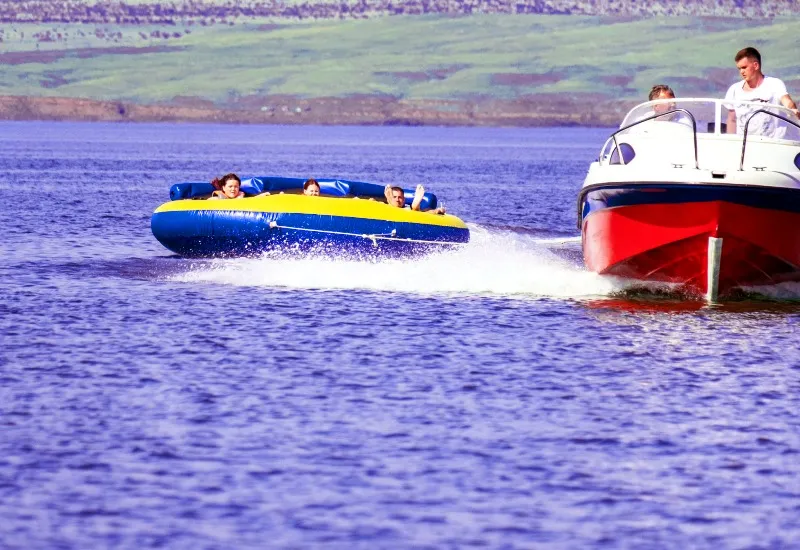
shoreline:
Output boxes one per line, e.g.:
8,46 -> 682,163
0,95 -> 629,127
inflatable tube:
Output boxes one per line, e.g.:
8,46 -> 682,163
151,177 -> 469,258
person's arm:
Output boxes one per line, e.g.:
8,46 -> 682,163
383,185 -> 392,204
724,84 -> 737,133
779,94 -> 800,117
411,184 -> 425,211
726,109 -> 737,134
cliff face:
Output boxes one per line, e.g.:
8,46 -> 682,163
0,94 -> 629,126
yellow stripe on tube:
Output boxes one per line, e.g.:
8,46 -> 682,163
153,194 -> 467,229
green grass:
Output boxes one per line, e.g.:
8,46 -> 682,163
1,15 -> 799,103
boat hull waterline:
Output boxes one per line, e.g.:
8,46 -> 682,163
581,184 -> 800,298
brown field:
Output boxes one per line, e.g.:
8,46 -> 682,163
0,45 -> 183,65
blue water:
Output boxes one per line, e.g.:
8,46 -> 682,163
2,121 -> 800,549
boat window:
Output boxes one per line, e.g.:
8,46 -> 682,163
783,123 -> 800,142
795,153 -> 800,171
609,143 -> 635,165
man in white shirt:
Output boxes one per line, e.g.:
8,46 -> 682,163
725,47 -> 799,137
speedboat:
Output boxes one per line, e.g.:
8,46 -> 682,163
578,98 -> 800,301
151,176 -> 469,257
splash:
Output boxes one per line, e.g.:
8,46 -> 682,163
173,226 -> 800,302
738,281 -> 800,301
174,226 -> 639,299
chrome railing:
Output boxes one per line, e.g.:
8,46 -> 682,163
740,109 -> 800,171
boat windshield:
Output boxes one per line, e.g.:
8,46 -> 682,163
619,98 -> 800,142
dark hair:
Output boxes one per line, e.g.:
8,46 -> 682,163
303,178 -> 320,190
735,47 -> 761,65
390,186 -> 404,195
649,84 -> 675,101
213,173 -> 240,190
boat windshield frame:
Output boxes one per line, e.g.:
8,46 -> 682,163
619,98 -> 799,134
602,108 -> 699,169
599,98 -> 800,171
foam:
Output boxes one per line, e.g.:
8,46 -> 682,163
174,226 -> 637,299
176,228 -> 800,302
739,281 -> 800,301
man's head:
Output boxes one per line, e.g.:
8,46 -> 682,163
388,186 -> 405,208
649,84 -> 676,115
648,84 -> 675,102
734,47 -> 762,85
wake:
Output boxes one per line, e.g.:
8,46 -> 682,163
174,225 -> 636,299
173,225 -> 800,301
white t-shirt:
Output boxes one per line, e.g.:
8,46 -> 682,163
664,111 -> 694,128
724,76 -> 789,137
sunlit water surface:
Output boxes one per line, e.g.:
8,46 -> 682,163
2,122 -> 799,549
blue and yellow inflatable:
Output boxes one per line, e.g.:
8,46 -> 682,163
151,176 -> 470,257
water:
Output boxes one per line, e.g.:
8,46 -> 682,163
2,121 -> 799,549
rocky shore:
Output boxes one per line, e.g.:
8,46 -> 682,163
0,94 -> 630,127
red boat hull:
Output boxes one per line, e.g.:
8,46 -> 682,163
582,192 -> 800,298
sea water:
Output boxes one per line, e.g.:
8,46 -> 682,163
1,121 -> 799,548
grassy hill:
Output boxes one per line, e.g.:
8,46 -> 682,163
1,11 -> 799,125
